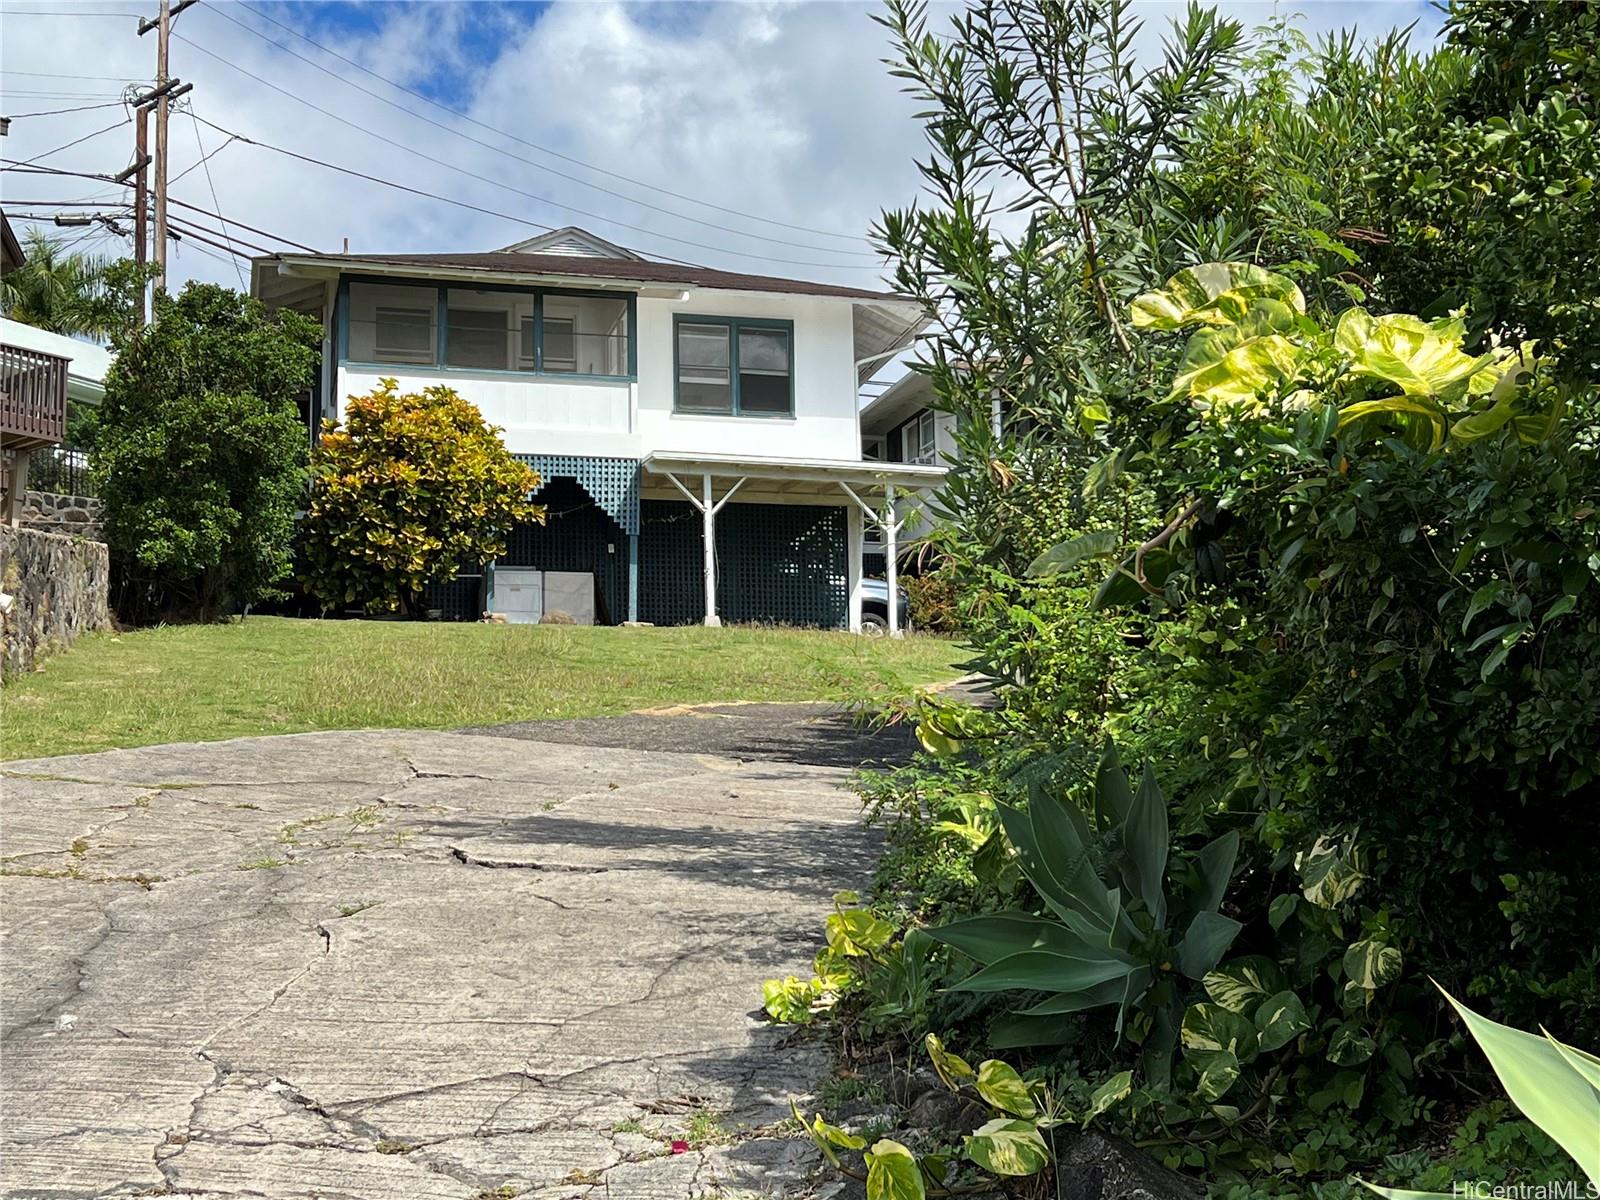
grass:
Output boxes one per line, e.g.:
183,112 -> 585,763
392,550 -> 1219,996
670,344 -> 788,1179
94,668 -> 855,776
2,616 -> 965,761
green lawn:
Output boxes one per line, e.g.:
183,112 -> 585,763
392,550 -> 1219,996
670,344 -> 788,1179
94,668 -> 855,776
1,617 -> 966,761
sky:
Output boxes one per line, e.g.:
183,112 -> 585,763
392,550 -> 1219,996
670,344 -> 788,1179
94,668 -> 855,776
1,0 -> 1445,322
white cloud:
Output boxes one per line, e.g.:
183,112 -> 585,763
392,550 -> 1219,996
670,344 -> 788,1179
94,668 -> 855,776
0,0 -> 1445,300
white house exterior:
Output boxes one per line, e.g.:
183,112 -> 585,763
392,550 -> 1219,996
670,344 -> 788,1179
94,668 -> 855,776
251,228 -> 941,632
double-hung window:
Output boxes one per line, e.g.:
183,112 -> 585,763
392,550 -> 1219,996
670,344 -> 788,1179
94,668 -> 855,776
674,316 -> 793,417
903,410 -> 937,464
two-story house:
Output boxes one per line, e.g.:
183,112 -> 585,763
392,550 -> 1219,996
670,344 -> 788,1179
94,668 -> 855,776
250,227 -> 942,633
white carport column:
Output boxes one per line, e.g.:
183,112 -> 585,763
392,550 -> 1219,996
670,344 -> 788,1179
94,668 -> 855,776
845,504 -> 865,633
839,482 -> 906,638
664,471 -> 745,628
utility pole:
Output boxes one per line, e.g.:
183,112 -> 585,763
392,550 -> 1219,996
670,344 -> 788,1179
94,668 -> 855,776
153,0 -> 171,292
133,107 -> 148,271
138,0 -> 199,296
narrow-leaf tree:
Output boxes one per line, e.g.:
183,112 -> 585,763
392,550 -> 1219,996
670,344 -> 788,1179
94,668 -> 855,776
301,379 -> 543,616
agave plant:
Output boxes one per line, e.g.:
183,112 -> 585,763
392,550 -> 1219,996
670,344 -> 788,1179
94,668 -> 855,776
1360,986 -> 1599,1197
927,742 -> 1241,1085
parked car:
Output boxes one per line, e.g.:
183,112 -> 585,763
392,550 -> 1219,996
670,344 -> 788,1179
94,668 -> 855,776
860,578 -> 911,635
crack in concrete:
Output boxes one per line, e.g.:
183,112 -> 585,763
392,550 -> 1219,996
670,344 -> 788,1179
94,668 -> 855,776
449,847 -> 610,875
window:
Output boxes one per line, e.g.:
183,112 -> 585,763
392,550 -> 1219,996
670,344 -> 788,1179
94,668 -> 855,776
861,435 -> 886,461
903,410 -> 937,464
674,316 -> 793,417
342,280 -> 632,377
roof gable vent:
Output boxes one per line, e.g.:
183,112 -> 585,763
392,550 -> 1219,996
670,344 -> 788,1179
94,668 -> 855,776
495,226 -> 644,260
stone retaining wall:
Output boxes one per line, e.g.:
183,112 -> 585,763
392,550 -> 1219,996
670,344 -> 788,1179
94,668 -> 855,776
0,526 -> 110,679
19,490 -> 103,540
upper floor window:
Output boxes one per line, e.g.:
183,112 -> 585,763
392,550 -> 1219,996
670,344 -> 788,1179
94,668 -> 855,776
674,315 -> 793,417
344,280 -> 632,378
903,409 -> 937,464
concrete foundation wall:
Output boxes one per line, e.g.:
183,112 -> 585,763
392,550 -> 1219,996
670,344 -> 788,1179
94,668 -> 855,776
0,526 -> 110,679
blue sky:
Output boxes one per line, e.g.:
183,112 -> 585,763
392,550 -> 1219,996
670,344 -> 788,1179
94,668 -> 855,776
1,0 -> 1448,296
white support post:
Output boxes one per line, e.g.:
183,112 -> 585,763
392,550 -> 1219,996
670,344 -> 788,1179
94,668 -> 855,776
884,484 -> 900,637
845,503 -> 864,633
700,472 -> 719,627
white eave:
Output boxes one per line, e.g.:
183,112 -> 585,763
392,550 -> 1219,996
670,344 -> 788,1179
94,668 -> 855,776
642,451 -> 944,493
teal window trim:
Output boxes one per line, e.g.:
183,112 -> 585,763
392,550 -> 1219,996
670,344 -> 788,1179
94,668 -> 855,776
672,314 -> 795,418
337,272 -> 637,381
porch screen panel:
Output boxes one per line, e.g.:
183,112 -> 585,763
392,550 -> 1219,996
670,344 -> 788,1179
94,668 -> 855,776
542,295 -> 629,376
639,499 -> 706,625
447,289 -> 532,371
348,282 -> 438,365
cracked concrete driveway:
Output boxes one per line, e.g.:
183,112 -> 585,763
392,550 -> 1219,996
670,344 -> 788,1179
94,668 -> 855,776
1,722 -> 880,1199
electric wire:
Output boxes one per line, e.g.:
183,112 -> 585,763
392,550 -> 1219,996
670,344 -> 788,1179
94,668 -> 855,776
189,110 -> 245,285
169,30 -> 880,271
204,2 -> 873,257
231,0 -> 866,244
2,100 -> 129,118
7,114 -> 130,167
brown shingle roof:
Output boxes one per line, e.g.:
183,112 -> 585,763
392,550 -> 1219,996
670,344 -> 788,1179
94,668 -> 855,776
281,250 -> 909,303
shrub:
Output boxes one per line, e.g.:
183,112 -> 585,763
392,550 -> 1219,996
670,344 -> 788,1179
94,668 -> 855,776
95,283 -> 319,621
301,379 -> 543,616
905,565 -> 962,634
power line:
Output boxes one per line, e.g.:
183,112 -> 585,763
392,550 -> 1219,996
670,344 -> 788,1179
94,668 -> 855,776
205,2 -> 872,257
230,0 -> 866,245
188,109 -> 244,285
169,30 -> 880,272
3,100 -> 129,118
2,70 -> 147,81
169,125 -> 233,185
2,164 -> 323,253
8,115 -> 130,167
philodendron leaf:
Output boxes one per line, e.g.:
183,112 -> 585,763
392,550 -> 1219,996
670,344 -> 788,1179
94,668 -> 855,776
1255,990 -> 1312,1052
1084,1070 -> 1134,1126
1296,835 -> 1365,908
1187,1048 -> 1241,1103
1327,1020 -> 1377,1066
1131,262 -> 1306,331
1182,1002 -> 1259,1059
1344,939 -> 1403,990
1440,989 -> 1600,1184
1027,529 -> 1119,578
1335,308 -> 1490,397
975,1059 -> 1038,1118
1170,325 -> 1302,411
865,1139 -> 926,1200
791,1101 -> 866,1167
924,1033 -> 975,1091
1204,956 -> 1288,1014
963,1118 -> 1050,1176
826,908 -> 895,958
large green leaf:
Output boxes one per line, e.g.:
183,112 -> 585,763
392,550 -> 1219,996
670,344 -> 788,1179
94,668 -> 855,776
929,912 -> 1102,965
1344,939 -> 1403,990
1120,764 -> 1170,926
1084,1070 -> 1134,1126
826,908 -> 896,957
1327,1020 -> 1377,1066
994,801 -> 1115,934
963,1118 -> 1050,1176
1203,956 -> 1287,1014
1193,829 -> 1241,914
1182,1002 -> 1259,1058
866,1139 -> 926,1200
1441,990 -> 1600,1184
924,1032 -> 975,1090
949,949 -> 1137,995
1334,308 -> 1489,397
1018,968 -> 1151,1016
1186,1047 -> 1242,1103
975,1059 -> 1038,1118
1095,740 -> 1134,827
1170,325 -> 1302,411
1090,548 -> 1179,610
1255,990 -> 1312,1052
1176,910 -> 1243,979
1131,262 -> 1306,331
1027,529 -> 1119,578
1296,835 -> 1366,908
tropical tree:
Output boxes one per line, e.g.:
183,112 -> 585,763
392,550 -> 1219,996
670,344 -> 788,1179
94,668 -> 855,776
96,283 -> 320,622
300,379 -> 544,617
2,229 -> 118,337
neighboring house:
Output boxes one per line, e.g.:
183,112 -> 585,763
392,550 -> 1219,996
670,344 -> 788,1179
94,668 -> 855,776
250,227 -> 942,631
1,211 -> 24,278
1,316 -> 111,524
858,370 -> 968,569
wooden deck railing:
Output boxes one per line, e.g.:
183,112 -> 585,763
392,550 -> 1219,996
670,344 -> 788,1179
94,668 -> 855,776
0,342 -> 69,453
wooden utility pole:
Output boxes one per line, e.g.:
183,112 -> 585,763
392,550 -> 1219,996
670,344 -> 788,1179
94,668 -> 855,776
133,108 -> 148,271
153,0 -> 171,292
137,0 -> 198,295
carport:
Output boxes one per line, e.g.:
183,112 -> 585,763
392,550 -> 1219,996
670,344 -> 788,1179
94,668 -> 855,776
641,452 -> 947,635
